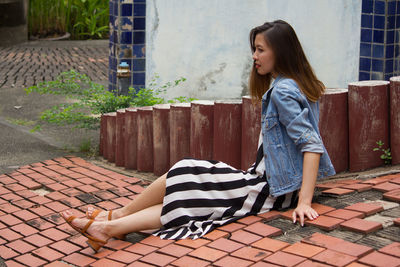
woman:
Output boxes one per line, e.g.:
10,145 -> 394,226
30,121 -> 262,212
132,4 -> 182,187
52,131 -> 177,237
61,20 -> 335,252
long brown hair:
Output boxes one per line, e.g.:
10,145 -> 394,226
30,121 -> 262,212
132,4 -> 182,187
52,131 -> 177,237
249,20 -> 325,102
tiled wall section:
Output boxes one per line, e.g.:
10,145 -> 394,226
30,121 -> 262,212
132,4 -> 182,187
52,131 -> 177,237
359,0 -> 400,81
109,0 -> 146,92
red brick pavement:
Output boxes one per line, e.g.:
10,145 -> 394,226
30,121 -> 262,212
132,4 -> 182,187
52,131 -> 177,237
0,41 -> 108,88
0,157 -> 399,266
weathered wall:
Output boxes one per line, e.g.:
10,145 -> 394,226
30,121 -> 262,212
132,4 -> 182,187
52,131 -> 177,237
146,0 -> 361,100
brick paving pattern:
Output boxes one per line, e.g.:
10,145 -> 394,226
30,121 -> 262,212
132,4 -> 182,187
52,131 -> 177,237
0,43 -> 108,89
0,157 -> 399,266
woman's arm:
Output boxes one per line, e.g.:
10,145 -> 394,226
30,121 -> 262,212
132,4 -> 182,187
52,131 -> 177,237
292,152 -> 321,226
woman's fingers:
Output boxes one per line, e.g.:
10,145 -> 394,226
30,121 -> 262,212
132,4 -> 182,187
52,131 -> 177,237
293,207 -> 319,226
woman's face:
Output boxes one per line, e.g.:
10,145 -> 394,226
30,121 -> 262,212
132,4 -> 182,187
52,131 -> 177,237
252,33 -> 276,76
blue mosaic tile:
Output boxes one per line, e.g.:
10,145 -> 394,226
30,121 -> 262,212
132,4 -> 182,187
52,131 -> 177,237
373,44 -> 384,57
109,1 -> 113,16
395,45 -> 400,57
113,30 -> 118,44
359,71 -> 371,80
120,17 -> 133,31
396,16 -> 400,29
373,15 -> 385,29
385,73 -> 393,81
360,57 -> 371,71
387,30 -> 395,44
132,59 -> 145,71
396,30 -> 400,43
132,72 -> 145,85
110,16 -> 115,28
109,30 -> 114,43
135,0 -> 146,2
374,0 -> 386,15
120,32 -> 132,44
361,29 -> 372,42
133,44 -> 145,58
117,44 -> 132,58
109,57 -> 117,72
388,1 -> 397,15
114,2 -> 118,16
134,18 -> 146,30
397,0 -> 400,14
112,71 -> 117,85
373,30 -> 385,43
362,0 -> 374,13
387,16 -> 396,29
109,70 -> 113,84
361,14 -> 373,28
386,59 -> 394,73
134,4 -> 146,16
386,45 -> 395,57
372,59 -> 384,72
121,3 -> 132,16
360,42 -> 372,57
133,31 -> 145,44
371,72 -> 384,80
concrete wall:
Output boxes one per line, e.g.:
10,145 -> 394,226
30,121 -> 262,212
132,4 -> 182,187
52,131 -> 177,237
146,0 -> 362,100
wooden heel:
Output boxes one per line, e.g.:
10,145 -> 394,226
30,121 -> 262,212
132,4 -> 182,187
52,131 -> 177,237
87,239 -> 105,252
115,234 -> 125,240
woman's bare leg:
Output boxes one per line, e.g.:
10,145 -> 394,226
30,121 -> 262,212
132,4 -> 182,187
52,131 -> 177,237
62,204 -> 163,242
87,173 -> 167,220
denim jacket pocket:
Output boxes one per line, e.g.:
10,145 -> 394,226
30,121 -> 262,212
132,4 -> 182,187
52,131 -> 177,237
263,115 -> 280,145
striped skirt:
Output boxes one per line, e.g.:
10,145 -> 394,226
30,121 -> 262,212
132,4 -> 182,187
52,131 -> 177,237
152,158 -> 297,240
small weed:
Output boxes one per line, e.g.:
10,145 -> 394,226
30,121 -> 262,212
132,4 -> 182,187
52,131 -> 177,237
26,70 -> 193,131
79,139 -> 98,157
373,140 -> 392,165
29,125 -> 42,133
6,118 -> 36,126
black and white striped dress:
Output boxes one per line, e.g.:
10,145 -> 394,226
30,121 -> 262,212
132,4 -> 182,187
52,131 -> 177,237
153,133 -> 299,240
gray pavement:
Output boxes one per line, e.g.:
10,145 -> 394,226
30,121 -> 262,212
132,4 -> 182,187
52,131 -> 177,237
0,40 -> 108,174
0,39 -> 108,88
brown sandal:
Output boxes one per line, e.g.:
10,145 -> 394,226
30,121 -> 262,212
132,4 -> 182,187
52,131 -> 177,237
86,209 -> 125,240
86,208 -> 113,221
61,213 -> 107,253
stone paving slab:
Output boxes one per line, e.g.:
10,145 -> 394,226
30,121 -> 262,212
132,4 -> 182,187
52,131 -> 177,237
0,157 -> 399,266
0,40 -> 108,89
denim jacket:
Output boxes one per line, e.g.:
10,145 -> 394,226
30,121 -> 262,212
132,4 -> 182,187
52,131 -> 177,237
262,76 -> 336,197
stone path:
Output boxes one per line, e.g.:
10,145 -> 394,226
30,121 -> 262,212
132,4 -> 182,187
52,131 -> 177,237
0,40 -> 108,89
0,156 -> 399,266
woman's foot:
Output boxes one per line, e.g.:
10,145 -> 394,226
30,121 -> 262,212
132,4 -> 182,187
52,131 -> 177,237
86,207 -> 123,221
61,210 -> 110,247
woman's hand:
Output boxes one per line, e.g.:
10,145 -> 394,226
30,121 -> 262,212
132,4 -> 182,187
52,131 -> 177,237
293,152 -> 321,227
292,202 -> 319,227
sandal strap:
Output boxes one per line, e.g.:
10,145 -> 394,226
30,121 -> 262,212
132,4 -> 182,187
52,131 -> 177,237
82,219 -> 94,234
89,209 -> 101,220
65,215 -> 77,224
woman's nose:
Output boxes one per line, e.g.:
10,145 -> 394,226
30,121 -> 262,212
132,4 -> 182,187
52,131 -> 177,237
252,52 -> 257,60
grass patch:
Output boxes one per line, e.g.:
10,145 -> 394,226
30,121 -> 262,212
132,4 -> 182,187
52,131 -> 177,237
6,118 -> 37,127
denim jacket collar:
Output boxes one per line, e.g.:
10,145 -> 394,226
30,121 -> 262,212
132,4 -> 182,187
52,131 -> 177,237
270,75 -> 284,89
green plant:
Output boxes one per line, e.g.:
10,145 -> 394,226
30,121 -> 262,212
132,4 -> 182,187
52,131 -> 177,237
25,70 -> 192,131
28,0 -> 109,39
79,139 -> 98,157
71,0 -> 109,39
373,140 -> 392,165
6,118 -> 36,127
29,0 -> 68,38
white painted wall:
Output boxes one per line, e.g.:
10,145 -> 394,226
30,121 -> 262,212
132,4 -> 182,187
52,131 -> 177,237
146,0 -> 361,100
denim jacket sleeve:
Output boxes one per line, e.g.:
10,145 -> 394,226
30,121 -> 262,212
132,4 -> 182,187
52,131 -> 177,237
270,79 -> 324,154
